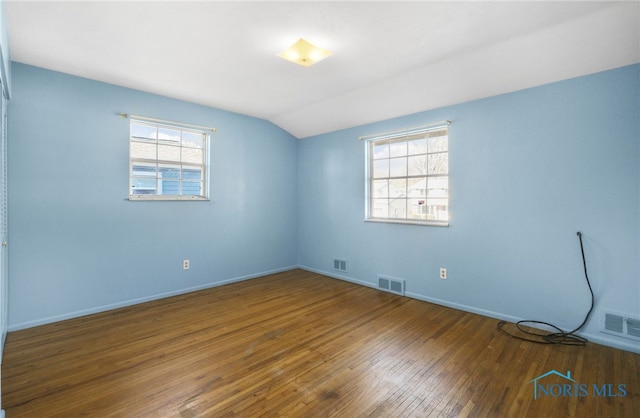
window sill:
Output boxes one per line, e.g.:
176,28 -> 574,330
364,218 -> 449,227
128,195 -> 210,201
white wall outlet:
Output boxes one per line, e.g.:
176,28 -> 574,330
440,267 -> 447,280
183,259 -> 190,270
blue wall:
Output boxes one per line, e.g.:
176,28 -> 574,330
7,62 -> 639,352
8,63 -> 298,328
297,65 -> 639,352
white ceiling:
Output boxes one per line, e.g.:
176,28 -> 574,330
6,1 -> 640,138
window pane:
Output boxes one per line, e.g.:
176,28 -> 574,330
426,199 -> 448,221
182,181 -> 203,196
372,159 -> 389,178
161,180 -> 180,195
428,134 -> 448,152
131,123 -> 156,141
407,177 -> 426,197
132,163 -> 156,177
131,142 -> 156,160
390,141 -> 407,157
408,198 -> 427,220
182,131 -> 204,148
158,165 -> 180,179
158,127 -> 181,144
366,126 -> 448,223
389,157 -> 407,177
131,177 -> 156,195
182,147 -> 203,165
389,178 -> 406,198
408,155 -> 427,176
372,179 -> 388,198
408,137 -> 427,155
427,176 -> 448,197
371,199 -> 388,217
389,199 -> 406,218
428,153 -> 448,174
373,142 -> 389,159
129,119 -> 209,200
158,144 -> 181,162
183,166 -> 202,181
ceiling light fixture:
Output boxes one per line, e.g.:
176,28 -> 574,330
278,38 -> 333,67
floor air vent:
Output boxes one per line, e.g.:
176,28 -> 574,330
602,312 -> 640,342
378,276 -> 405,296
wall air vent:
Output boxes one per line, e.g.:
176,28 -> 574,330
378,275 -> 405,296
602,312 -> 640,342
333,258 -> 348,273
626,318 -> 640,339
605,313 -> 624,333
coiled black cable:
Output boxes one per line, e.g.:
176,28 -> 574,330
496,231 -> 595,346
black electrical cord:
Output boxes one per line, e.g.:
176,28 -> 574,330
496,231 -> 595,346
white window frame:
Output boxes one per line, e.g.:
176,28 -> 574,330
128,117 -> 211,201
364,122 -> 450,226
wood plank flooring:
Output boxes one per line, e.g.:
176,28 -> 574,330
2,269 -> 639,417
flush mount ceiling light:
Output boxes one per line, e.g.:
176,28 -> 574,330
278,38 -> 333,67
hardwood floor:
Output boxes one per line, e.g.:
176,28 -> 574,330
2,269 -> 639,417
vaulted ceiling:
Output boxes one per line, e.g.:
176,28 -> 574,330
6,1 -> 639,138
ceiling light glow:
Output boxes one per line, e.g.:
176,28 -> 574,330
278,38 -> 333,67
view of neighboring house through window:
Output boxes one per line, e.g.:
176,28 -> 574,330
129,119 -> 210,200
366,124 -> 449,225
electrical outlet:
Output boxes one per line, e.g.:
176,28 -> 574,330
183,259 -> 190,270
440,267 -> 447,280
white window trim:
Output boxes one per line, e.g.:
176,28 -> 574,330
363,121 -> 450,227
127,116 -> 212,201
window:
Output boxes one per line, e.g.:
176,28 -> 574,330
129,118 -> 210,200
365,124 -> 449,225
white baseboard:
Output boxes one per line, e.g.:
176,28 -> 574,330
8,265 -> 298,332
296,266 -> 640,354
296,265 -> 378,289
8,264 -> 638,354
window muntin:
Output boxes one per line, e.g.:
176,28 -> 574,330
366,125 -> 449,225
129,120 -> 209,200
